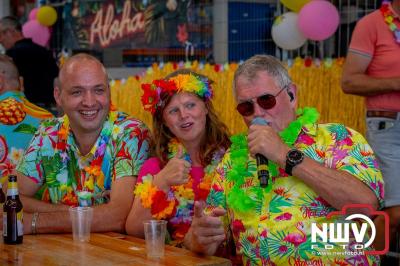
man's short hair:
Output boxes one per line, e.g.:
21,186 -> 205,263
0,54 -> 20,89
0,16 -> 22,32
233,55 -> 292,94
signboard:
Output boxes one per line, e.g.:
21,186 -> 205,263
63,0 -> 212,53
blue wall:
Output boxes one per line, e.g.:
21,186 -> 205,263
228,2 -> 275,61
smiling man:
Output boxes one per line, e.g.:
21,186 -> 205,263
16,53 -> 150,234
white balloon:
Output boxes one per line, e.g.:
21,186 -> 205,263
272,12 -> 307,50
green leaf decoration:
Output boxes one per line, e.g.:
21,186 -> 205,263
13,123 -> 37,134
206,189 -> 226,208
226,107 -> 319,214
42,154 -> 63,188
269,194 -> 293,213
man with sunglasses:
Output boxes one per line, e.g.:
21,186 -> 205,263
186,55 -> 384,265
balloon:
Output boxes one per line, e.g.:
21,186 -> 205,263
272,12 -> 307,50
28,8 -> 39,21
22,20 -> 51,47
37,6 -> 58,26
298,0 -> 340,41
280,0 -> 310,12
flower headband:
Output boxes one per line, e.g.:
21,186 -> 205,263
141,73 -> 213,114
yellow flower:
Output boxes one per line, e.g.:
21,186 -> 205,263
112,125 -> 121,138
9,148 -> 23,165
84,177 -> 94,190
134,180 -> 158,208
60,184 -> 70,192
170,74 -> 190,92
174,185 -> 194,199
96,171 -> 105,187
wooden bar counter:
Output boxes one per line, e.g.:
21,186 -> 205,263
0,232 -> 231,266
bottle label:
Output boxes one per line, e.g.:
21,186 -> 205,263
3,213 -> 6,237
7,182 -> 18,196
17,210 -> 23,236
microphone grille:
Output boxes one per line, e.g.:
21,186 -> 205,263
252,117 -> 269,126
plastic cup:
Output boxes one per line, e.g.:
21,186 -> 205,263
69,206 -> 93,242
143,220 -> 167,258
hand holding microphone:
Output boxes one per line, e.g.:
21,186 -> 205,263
250,117 -> 270,188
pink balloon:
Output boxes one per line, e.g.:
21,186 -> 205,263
298,0 -> 340,41
22,20 -> 51,47
28,8 -> 39,21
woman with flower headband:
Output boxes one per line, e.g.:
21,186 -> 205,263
125,69 -> 231,246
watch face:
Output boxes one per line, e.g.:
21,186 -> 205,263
288,150 -> 304,163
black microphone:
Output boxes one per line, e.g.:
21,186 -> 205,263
251,117 -> 269,188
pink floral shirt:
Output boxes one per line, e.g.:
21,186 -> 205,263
207,123 -> 384,265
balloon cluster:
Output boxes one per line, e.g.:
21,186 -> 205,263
272,0 -> 340,50
22,6 -> 58,47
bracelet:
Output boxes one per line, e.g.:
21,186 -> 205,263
134,174 -> 177,219
31,212 -> 39,235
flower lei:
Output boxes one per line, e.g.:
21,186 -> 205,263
55,110 -> 118,206
134,138 -> 224,219
141,73 -> 213,114
381,0 -> 400,44
226,107 -> 319,213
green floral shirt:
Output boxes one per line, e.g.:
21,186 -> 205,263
17,112 -> 150,206
207,123 -> 383,266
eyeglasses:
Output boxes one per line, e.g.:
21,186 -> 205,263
236,86 -> 287,116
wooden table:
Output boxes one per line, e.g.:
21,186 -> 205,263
0,233 -> 231,266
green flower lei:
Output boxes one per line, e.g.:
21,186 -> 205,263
226,107 -> 319,213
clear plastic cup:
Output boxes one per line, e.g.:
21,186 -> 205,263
69,206 -> 93,242
143,220 -> 167,258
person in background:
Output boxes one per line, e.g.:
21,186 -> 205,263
16,53 -> 150,234
341,0 -> 400,255
125,69 -> 230,248
0,16 -> 59,111
0,54 -> 53,185
187,55 -> 384,265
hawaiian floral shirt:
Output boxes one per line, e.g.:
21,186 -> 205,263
0,91 -> 52,184
207,123 -> 384,266
17,112 -> 150,206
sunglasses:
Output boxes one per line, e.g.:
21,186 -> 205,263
236,86 -> 287,116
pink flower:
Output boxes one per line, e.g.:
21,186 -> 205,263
274,212 -> 292,221
378,182 -> 384,199
315,196 -> 329,206
247,235 -> 256,243
211,183 -> 223,192
279,245 -> 288,253
260,230 -> 268,238
232,219 -> 245,237
297,134 -> 315,145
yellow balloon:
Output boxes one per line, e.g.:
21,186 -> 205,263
37,6 -> 57,26
280,0 -> 310,12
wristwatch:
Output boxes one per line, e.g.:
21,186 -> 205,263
285,149 -> 304,176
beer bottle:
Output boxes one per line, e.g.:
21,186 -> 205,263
3,175 -> 23,244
